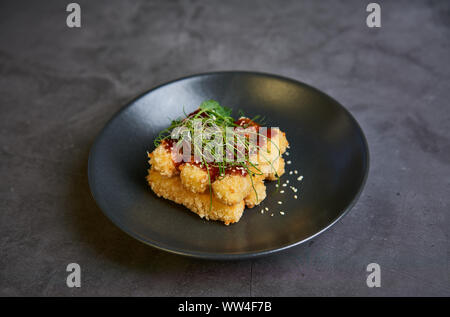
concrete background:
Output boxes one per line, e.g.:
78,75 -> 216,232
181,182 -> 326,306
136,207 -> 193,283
0,0 -> 449,296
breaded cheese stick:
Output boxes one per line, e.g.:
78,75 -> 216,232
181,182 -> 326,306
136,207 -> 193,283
179,163 -> 209,193
212,174 -> 252,206
146,168 -> 245,225
148,145 -> 178,177
259,156 -> 286,181
244,180 -> 267,208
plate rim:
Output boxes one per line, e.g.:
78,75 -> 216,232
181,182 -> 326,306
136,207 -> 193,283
88,70 -> 370,260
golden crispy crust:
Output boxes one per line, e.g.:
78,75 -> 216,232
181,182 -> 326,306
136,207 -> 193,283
212,174 -> 251,206
252,130 -> 288,180
277,131 -> 289,154
146,129 -> 288,224
259,157 -> 285,181
148,146 -> 178,177
147,168 -> 245,225
244,180 -> 267,208
179,163 -> 209,193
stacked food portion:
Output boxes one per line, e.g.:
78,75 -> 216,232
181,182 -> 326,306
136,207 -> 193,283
146,100 -> 289,225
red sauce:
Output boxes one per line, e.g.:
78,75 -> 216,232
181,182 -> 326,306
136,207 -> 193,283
163,138 -> 176,150
162,139 -> 183,169
185,108 -> 209,119
235,117 -> 259,128
234,117 -> 278,147
256,127 -> 277,146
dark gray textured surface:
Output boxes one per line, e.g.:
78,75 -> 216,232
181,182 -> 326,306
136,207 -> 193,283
0,0 -> 449,296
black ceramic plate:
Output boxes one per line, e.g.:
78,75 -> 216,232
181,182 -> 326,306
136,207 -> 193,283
88,71 -> 369,260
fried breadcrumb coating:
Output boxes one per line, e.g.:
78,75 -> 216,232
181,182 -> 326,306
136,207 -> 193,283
179,163 -> 209,193
147,168 -> 245,225
259,157 -> 286,181
212,174 -> 251,206
148,145 -> 178,177
244,180 -> 267,208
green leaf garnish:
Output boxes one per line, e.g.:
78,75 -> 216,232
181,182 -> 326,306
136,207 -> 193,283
199,100 -> 232,118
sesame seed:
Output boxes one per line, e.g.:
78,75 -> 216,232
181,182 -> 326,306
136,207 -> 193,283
278,201 -> 282,204
261,209 -> 264,214
275,184 -> 279,187
280,212 -> 285,215
294,170 -> 298,174
294,195 -> 298,199
286,180 -> 289,184
280,190 -> 284,193
286,152 -> 290,156
297,175 -> 304,181
282,183 -> 287,187
265,207 -> 269,211
271,214 -> 274,217
287,160 -> 292,165
289,171 -> 293,175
